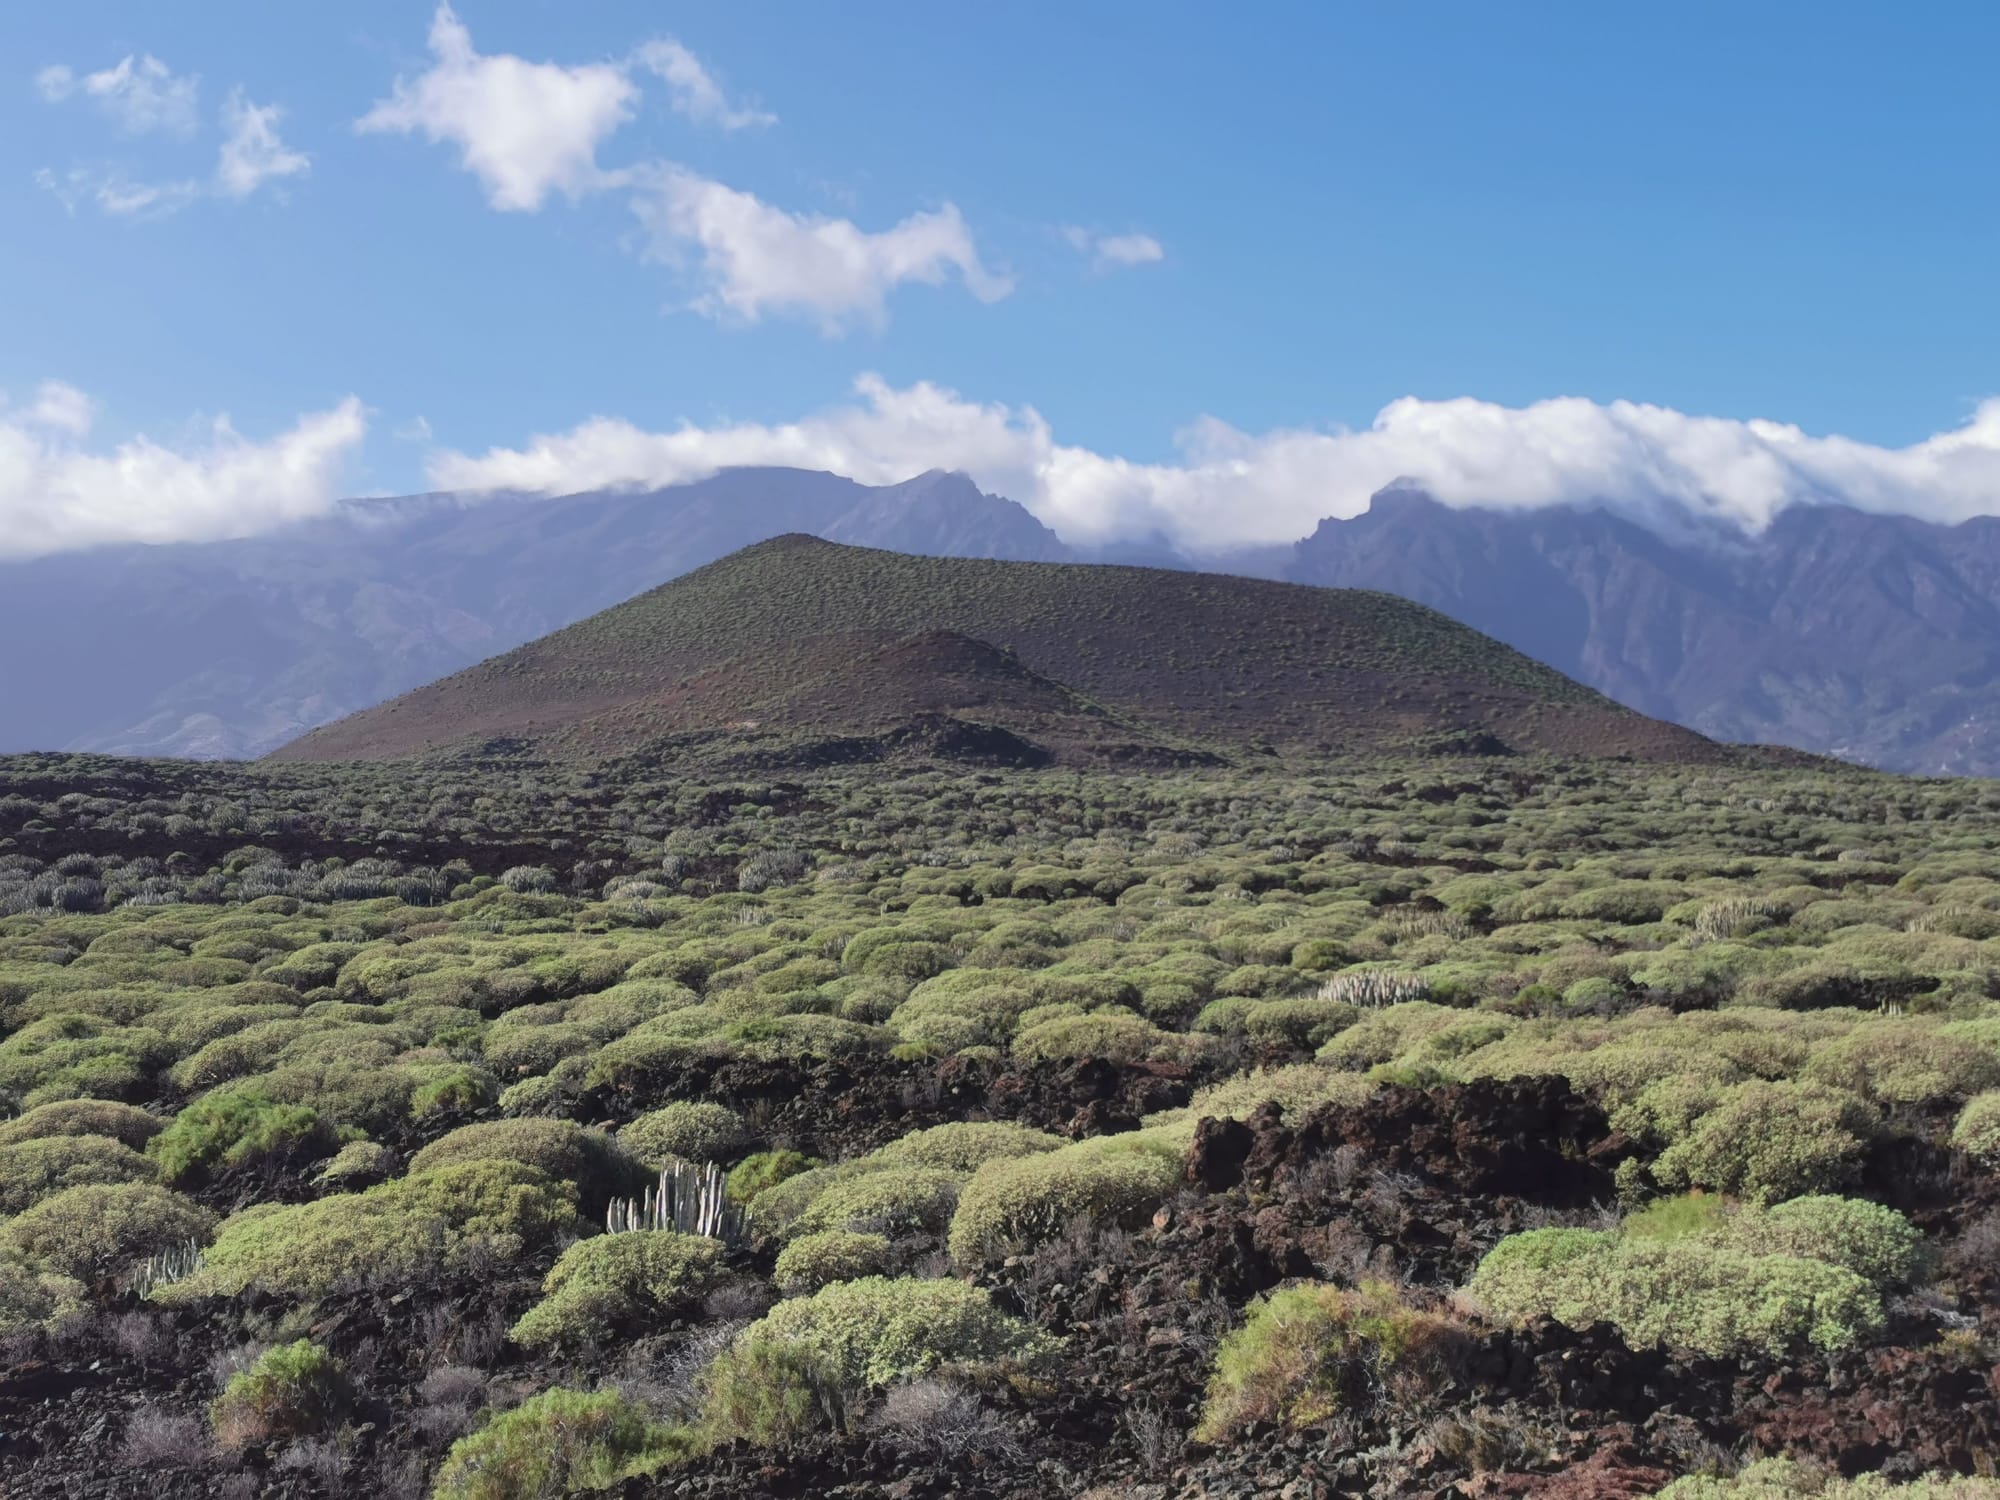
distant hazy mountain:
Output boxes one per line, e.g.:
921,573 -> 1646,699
1286,485 -> 2000,776
273,534 -> 1733,767
0,468 -> 1067,759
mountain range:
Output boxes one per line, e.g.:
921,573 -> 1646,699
1289,485 -> 2000,776
271,534 -> 1730,768
3,465 -> 1997,773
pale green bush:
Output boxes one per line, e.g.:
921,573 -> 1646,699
170,1161 -> 578,1299
0,1133 -> 156,1213
408,1118 -> 647,1208
1951,1091 -> 2000,1161
866,1122 -> 1062,1175
1195,1280 -> 1467,1441
509,1230 -> 725,1350
0,1098 -> 163,1148
1648,1080 -> 1878,1204
2,1181 -> 215,1280
949,1132 -> 1182,1265
209,1338 -> 348,1451
783,1167 -> 960,1243
1658,1459 -> 2000,1500
620,1102 -> 751,1168
702,1276 -> 1052,1445
773,1228 -> 892,1294
1467,1217 -> 1887,1359
433,1388 -> 696,1500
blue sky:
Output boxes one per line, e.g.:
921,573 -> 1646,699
6,2 -> 2000,555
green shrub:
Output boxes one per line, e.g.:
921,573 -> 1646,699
1011,1010 -> 1190,1065
2,1181 -> 215,1279
0,1252 -> 85,1338
209,1338 -> 349,1451
621,1102 -> 751,1168
1657,1461 -> 2000,1500
0,1134 -> 156,1213
433,1387 -> 697,1500
1649,1081 -> 1877,1204
315,1139 -> 392,1185
1467,1225 -> 1884,1358
147,1087 -> 336,1183
1240,997 -> 1361,1049
1739,1195 -> 1930,1288
408,1065 -> 501,1119
725,1149 -> 818,1205
1952,1091 -> 2000,1161
1803,1023 -> 2000,1106
702,1277 -> 1053,1446
174,1161 -> 578,1299
509,1230 -> 726,1350
0,1099 -> 163,1149
1195,1280 -> 1467,1441
866,1122 -> 1063,1175
949,1132 -> 1182,1265
773,1228 -> 892,1295
408,1119 -> 647,1209
784,1167 -> 960,1243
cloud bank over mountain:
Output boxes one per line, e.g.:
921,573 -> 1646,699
12,373 -> 2000,559
430,377 -> 2000,552
0,385 -> 363,560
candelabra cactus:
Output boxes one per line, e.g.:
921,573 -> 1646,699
605,1158 -> 750,1247
129,1238 -> 206,1299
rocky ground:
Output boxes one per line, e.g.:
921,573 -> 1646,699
2,1062 -> 1994,1499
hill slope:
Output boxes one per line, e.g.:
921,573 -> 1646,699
270,536 -> 1733,765
1286,486 -> 2000,775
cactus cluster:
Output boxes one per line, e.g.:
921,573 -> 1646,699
1313,969 -> 1429,1009
606,1159 -> 750,1246
129,1237 -> 206,1300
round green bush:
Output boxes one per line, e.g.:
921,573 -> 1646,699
434,1387 -> 695,1500
2,1180 -> 215,1279
1194,1280 -> 1466,1441
1649,1080 -> 1878,1205
0,1099 -> 163,1149
209,1338 -> 349,1451
408,1119 -> 647,1209
866,1122 -> 1063,1175
620,1102 -> 751,1168
509,1230 -> 726,1350
773,1229 -> 892,1294
702,1276 -> 1052,1446
948,1133 -> 1182,1266
1468,1224 -> 1886,1358
1951,1091 -> 2000,1162
725,1149 -> 818,1205
0,1134 -> 156,1213
147,1086 -> 337,1183
783,1167 -> 961,1243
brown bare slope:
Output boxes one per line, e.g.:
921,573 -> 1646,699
269,536 -> 1735,764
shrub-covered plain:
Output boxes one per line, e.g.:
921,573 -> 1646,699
1,750 -> 1998,1494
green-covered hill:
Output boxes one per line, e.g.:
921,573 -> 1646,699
269,535 -> 1736,764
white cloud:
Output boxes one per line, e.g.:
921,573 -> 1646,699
24,381 -> 95,436
215,90 -> 310,198
356,2 -> 638,211
425,377 -> 2000,551
1063,227 -> 1165,272
629,167 -> 1013,331
0,388 -> 366,559
36,54 -> 201,137
356,7 -> 1005,330
635,39 -> 774,130
35,165 -> 203,219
